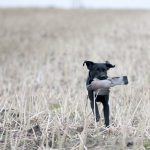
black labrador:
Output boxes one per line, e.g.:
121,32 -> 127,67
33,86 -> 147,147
83,60 -> 115,127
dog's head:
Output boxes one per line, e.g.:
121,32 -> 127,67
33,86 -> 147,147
83,60 -> 115,80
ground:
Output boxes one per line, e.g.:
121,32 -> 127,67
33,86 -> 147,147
0,8 -> 150,150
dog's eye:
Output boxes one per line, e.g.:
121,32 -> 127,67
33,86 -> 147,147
96,68 -> 100,71
102,68 -> 106,71
96,68 -> 106,72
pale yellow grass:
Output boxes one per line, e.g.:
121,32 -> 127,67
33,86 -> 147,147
0,9 -> 150,150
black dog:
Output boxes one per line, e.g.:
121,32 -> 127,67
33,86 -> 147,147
83,61 -> 115,127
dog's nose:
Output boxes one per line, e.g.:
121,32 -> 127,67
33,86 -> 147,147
101,73 -> 106,76
97,73 -> 107,79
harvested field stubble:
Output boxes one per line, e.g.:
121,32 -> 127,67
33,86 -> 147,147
0,9 -> 150,149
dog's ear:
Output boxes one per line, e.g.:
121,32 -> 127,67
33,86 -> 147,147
83,61 -> 94,70
105,61 -> 115,69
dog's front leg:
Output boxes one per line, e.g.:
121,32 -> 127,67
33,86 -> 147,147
88,90 -> 100,122
101,95 -> 110,127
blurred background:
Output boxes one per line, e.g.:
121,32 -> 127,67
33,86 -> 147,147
0,0 -> 150,9
0,1 -> 150,150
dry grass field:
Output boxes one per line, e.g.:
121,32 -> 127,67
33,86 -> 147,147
0,8 -> 150,150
